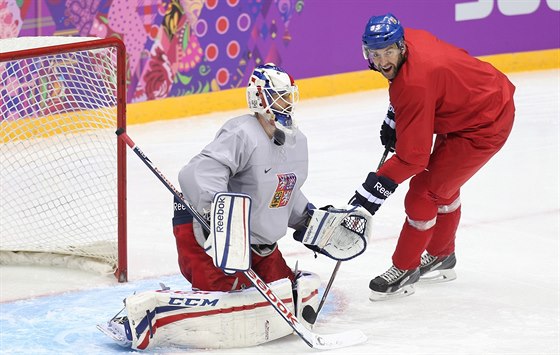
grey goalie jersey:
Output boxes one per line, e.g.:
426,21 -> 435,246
178,114 -> 310,245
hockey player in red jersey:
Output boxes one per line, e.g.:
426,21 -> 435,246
350,14 -> 515,301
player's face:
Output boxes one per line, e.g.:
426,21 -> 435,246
365,43 -> 405,80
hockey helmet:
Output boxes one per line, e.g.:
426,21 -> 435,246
362,13 -> 404,54
247,63 -> 299,135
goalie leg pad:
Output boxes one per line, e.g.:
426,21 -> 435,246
123,278 -> 296,350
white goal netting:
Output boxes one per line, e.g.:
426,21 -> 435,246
0,37 -> 126,278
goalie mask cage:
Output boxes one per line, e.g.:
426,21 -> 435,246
0,37 -> 127,282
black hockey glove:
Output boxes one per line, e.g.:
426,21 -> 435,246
172,195 -> 194,226
349,172 -> 398,216
380,105 -> 396,152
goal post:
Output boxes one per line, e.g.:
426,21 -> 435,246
0,37 -> 128,282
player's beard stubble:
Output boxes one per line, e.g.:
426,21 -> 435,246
379,53 -> 405,80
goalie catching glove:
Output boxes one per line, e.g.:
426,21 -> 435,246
294,205 -> 373,261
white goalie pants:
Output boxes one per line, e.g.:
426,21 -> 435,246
125,271 -> 321,350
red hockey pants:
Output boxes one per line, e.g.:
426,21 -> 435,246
392,102 -> 515,270
173,223 -> 294,291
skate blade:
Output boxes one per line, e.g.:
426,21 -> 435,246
419,269 -> 457,284
96,322 -> 132,348
369,284 -> 415,302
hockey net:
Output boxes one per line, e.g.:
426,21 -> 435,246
0,37 -> 127,281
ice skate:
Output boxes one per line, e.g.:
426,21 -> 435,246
97,316 -> 132,348
419,252 -> 457,284
369,265 -> 420,301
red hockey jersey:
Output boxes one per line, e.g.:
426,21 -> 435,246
377,28 -> 515,184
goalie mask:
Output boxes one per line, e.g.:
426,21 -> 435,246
247,63 -> 299,141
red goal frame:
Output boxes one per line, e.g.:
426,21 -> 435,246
0,37 -> 128,282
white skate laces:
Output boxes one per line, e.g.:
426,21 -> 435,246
379,265 -> 406,283
420,253 -> 437,268
419,253 -> 457,283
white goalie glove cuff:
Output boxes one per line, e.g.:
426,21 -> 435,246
301,205 -> 373,261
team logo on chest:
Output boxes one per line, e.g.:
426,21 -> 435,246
269,173 -> 297,208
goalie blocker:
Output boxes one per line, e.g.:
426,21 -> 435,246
97,272 -> 321,350
209,192 -> 252,274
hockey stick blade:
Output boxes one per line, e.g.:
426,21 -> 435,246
117,129 -> 367,349
306,328 -> 367,350
302,304 -> 318,324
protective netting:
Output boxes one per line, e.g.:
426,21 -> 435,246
0,37 -> 120,274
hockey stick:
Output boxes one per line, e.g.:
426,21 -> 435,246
302,260 -> 341,324
116,128 -> 366,350
302,147 -> 391,325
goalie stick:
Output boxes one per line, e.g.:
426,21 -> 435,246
302,147 -> 391,325
115,128 -> 366,350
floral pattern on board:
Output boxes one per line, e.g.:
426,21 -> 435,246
2,0 -> 305,104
